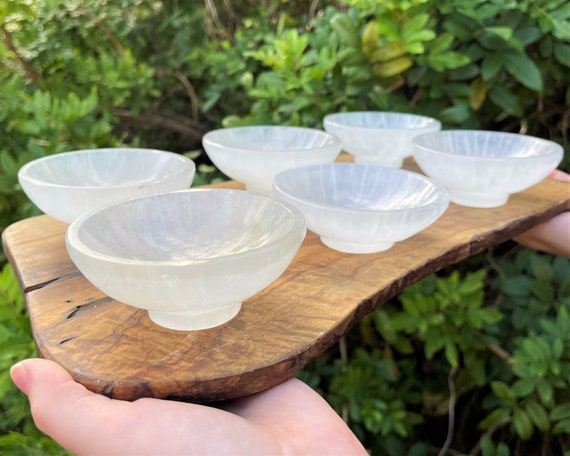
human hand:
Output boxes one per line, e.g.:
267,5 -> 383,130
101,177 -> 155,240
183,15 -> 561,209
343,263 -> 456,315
11,358 -> 366,456
515,169 -> 570,259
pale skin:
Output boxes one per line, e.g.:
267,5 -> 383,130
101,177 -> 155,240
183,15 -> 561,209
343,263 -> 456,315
514,169 -> 570,258
10,359 -> 367,456
9,170 -> 569,456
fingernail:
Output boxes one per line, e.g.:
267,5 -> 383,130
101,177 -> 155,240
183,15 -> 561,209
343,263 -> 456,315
10,361 -> 31,395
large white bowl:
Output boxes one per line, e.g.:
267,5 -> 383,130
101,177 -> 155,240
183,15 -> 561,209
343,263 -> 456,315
412,130 -> 564,208
18,148 -> 196,223
323,111 -> 441,167
66,189 -> 306,331
202,126 -> 341,195
273,163 -> 449,254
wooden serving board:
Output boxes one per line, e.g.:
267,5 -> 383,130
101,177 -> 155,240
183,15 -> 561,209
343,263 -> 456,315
3,158 -> 569,402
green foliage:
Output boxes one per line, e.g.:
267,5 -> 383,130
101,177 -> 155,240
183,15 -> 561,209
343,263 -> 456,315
0,1 -> 569,454
387,270 -> 502,369
475,250 -> 570,443
0,264 -> 67,454
302,249 -> 570,453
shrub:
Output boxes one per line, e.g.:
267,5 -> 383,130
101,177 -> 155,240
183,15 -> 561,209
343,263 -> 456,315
1,1 -> 569,454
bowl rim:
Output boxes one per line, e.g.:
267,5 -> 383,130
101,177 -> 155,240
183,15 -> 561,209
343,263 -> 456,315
66,188 -> 306,267
18,148 -> 196,190
202,125 -> 341,153
323,111 -> 442,132
412,130 -> 564,161
273,163 -> 450,215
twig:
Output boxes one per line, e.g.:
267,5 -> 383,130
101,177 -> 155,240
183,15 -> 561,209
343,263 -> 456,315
309,0 -> 320,23
487,342 -> 512,362
438,366 -> 459,456
174,70 -> 200,121
1,24 -> 41,86
111,109 -> 208,141
203,0 -> 231,41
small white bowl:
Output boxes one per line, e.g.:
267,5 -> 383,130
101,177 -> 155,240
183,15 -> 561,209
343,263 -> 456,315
18,148 -> 196,223
202,126 -> 341,195
66,189 -> 306,331
323,111 -> 441,168
412,130 -> 564,208
273,163 -> 449,254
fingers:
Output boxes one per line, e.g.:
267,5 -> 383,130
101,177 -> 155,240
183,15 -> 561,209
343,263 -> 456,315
10,358 -> 280,456
549,169 -> 570,182
10,358 -> 127,455
225,378 -> 368,455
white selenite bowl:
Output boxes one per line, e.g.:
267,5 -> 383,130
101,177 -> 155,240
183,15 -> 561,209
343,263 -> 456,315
323,111 -> 441,168
412,130 -> 563,208
66,189 -> 306,331
273,163 -> 449,254
18,148 -> 196,223
202,126 -> 341,195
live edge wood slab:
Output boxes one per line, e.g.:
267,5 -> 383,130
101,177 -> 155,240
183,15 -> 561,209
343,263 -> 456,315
3,158 -> 569,403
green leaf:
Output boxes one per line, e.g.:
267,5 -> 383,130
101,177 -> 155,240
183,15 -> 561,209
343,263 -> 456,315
537,379 -> 554,407
485,26 -> 513,41
496,442 -> 510,456
479,434 -> 495,456
510,378 -> 535,398
425,335 -> 445,359
552,418 -> 570,435
504,53 -> 543,91
513,407 -> 534,440
554,43 -> 570,67
556,307 -> 570,334
429,32 -> 455,54
479,408 -> 511,430
489,86 -> 523,117
525,399 -> 550,431
330,14 -> 360,48
530,281 -> 554,304
491,381 -> 517,405
428,52 -> 470,71
481,54 -> 504,81
373,57 -> 413,78
444,340 -> 459,367
550,403 -> 570,421
439,105 -> 471,124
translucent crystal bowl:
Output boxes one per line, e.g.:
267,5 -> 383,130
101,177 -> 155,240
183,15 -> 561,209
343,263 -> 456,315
323,111 -> 441,168
412,130 -> 564,208
18,148 -> 196,223
273,163 -> 449,254
66,189 -> 306,331
202,126 -> 341,195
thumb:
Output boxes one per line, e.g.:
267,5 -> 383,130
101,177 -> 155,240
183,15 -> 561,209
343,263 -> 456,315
10,358 -> 120,454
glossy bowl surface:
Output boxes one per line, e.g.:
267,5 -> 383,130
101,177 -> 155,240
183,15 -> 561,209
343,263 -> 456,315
19,148 -> 196,223
412,130 -> 563,207
66,189 -> 306,331
273,163 -> 449,254
202,126 -> 341,194
323,111 -> 441,167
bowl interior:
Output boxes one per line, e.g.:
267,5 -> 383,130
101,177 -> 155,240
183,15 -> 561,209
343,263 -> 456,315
22,148 -> 191,187
413,131 -> 562,159
274,164 -> 444,211
74,189 -> 302,263
204,126 -> 338,152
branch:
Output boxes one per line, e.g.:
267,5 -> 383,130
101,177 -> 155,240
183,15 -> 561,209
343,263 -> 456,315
487,342 -> 512,362
1,23 -> 41,86
111,109 -> 208,142
173,70 -> 200,122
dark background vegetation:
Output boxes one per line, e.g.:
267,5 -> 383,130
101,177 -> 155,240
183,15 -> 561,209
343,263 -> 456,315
0,1 -> 569,454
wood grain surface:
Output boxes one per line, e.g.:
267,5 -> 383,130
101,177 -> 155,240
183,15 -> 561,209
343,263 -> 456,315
3,158 -> 569,402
